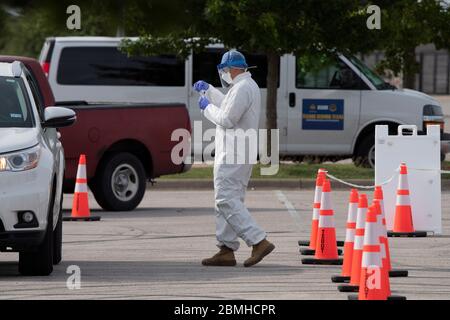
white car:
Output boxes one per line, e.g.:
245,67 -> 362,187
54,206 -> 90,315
0,61 -> 76,275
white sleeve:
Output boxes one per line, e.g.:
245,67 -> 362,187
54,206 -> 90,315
203,86 -> 250,129
205,85 -> 225,106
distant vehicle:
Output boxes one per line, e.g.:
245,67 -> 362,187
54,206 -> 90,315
0,60 -> 76,276
40,36 -> 450,167
0,55 -> 191,212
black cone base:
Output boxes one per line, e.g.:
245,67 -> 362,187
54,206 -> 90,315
298,240 -> 344,247
298,240 -> 310,247
338,284 -> 359,292
301,257 -> 343,265
331,275 -> 350,283
63,216 -> 101,221
387,231 -> 427,237
389,269 -> 408,277
348,294 -> 407,300
300,248 -> 343,256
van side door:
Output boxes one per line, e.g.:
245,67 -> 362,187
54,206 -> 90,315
286,54 -> 366,155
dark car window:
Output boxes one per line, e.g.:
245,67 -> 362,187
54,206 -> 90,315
0,77 -> 34,128
193,49 -> 279,88
296,54 -> 368,90
57,46 -> 185,86
24,69 -> 45,120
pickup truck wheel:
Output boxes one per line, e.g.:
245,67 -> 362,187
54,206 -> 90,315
353,134 -> 375,168
92,152 -> 146,211
53,192 -> 63,265
19,187 -> 55,276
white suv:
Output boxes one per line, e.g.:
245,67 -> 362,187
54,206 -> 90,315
0,61 -> 75,275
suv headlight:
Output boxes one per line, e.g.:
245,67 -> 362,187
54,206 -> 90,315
0,145 -> 41,172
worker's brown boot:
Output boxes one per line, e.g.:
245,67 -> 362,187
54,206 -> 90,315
244,239 -> 275,267
202,246 -> 236,266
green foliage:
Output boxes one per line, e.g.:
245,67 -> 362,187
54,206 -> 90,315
373,0 -> 450,83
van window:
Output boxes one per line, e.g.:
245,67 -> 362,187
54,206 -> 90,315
296,54 -> 367,90
57,47 -> 185,86
193,49 -> 278,88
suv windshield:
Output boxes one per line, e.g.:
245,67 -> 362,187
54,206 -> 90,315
0,77 -> 34,128
345,55 -> 394,90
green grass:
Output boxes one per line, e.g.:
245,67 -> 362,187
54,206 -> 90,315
161,161 -> 450,180
161,163 -> 375,180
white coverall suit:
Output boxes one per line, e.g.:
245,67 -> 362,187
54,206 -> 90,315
203,71 -> 267,251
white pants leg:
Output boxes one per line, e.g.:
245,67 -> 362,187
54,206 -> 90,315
214,163 -> 266,251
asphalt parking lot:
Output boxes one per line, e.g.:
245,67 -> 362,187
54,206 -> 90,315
0,188 -> 449,300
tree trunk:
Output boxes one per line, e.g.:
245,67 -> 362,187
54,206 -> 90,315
402,47 -> 417,89
265,51 -> 279,156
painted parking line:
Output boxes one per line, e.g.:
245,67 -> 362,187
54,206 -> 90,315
274,190 -> 302,230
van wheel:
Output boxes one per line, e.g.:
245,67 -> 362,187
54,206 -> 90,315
19,187 -> 55,276
92,152 -> 146,211
53,192 -> 63,265
353,134 -> 375,168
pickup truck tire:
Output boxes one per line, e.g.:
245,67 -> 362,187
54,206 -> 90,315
353,134 -> 375,168
18,188 -> 55,276
92,152 -> 146,211
53,192 -> 63,265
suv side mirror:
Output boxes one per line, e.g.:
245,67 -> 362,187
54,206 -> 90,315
42,107 -> 76,128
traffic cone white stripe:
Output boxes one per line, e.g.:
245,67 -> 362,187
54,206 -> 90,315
356,210 -> 367,229
320,193 -> 332,211
319,215 -> 335,228
354,235 -> 364,250
345,229 -> 356,242
348,203 -> 358,223
75,182 -> 88,193
362,251 -> 382,267
312,207 -> 320,220
313,186 -> 322,204
398,175 -> 409,190
396,195 -> 411,206
77,164 -> 87,179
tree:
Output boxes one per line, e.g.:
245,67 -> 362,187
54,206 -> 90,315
121,0 -> 375,154
375,0 -> 450,88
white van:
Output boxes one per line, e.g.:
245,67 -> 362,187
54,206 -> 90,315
40,37 -> 450,167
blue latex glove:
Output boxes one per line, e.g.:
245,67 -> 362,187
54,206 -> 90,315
193,80 -> 209,92
198,96 -> 210,110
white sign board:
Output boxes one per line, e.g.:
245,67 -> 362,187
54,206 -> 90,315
375,125 -> 441,234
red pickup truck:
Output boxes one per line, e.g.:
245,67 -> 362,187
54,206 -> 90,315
0,56 -> 191,211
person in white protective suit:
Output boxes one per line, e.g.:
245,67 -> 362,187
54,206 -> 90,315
193,50 -> 275,267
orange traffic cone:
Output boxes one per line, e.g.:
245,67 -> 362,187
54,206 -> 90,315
348,202 -> 406,300
338,193 -> 368,292
300,169 -> 343,256
332,189 -> 359,283
353,204 -> 387,300
388,163 -> 426,237
63,154 -> 101,222
302,179 -> 342,265
299,169 -> 344,251
374,187 -> 408,278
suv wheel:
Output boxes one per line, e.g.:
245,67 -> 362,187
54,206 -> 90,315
19,185 -> 55,276
91,152 -> 146,211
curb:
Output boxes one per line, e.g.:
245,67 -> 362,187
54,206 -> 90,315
150,179 -> 450,190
